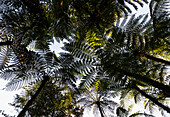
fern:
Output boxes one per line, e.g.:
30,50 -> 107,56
60,42 -> 100,90
111,14 -> 155,50
63,42 -> 96,63
150,0 -> 170,39
0,48 -> 61,91
0,46 -> 10,70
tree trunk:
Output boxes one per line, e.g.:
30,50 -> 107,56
96,101 -> 105,117
123,71 -> 170,97
144,54 -> 170,65
17,75 -> 50,117
134,51 -> 170,65
135,86 -> 170,113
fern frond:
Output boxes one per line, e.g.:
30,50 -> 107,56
0,49 -> 20,80
111,14 -> 154,50
150,0 -> 170,39
86,30 -> 105,49
79,72 -> 97,90
0,69 -> 17,80
1,50 -> 54,90
63,42 -> 97,63
0,46 -> 10,69
5,72 -> 42,91
71,60 -> 95,76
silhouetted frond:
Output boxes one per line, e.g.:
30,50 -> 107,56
0,49 -> 20,80
111,14 -> 154,50
80,73 -> 97,90
1,51 -> 48,90
60,42 -> 105,90
117,0 -> 148,16
63,42 -> 97,63
0,46 -> 10,70
5,72 -> 40,91
150,0 -> 170,39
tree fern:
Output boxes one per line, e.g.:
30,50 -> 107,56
0,0 -> 169,116
76,86 -> 118,117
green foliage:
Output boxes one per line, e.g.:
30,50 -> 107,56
11,80 -> 83,116
0,0 -> 170,116
76,86 -> 118,117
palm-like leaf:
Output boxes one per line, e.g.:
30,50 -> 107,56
150,0 -> 170,41
110,14 -> 155,50
76,86 -> 118,117
0,46 -> 10,71
0,0 -> 169,116
61,41 -> 100,89
1,51 -> 44,90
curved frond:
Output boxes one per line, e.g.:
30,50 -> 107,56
4,72 -> 39,91
0,46 -> 10,69
61,42 -> 101,89
111,14 -> 154,50
150,0 -> 170,39
62,42 -> 97,63
2,51 -> 47,90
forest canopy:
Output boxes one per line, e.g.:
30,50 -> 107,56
0,0 -> 170,117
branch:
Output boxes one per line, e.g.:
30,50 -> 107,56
0,41 -> 12,46
135,86 -> 170,113
17,75 -> 50,117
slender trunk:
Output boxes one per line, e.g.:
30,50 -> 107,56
0,41 -> 12,46
17,75 -> 50,117
96,102 -> 105,117
123,71 -> 170,97
134,51 -> 170,65
135,86 -> 170,113
144,54 -> 170,65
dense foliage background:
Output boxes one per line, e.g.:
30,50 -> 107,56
0,0 -> 169,117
